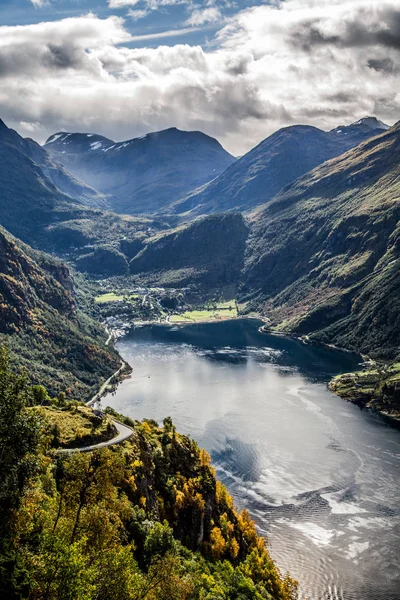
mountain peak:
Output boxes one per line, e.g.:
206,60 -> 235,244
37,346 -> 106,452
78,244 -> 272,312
350,116 -> 389,130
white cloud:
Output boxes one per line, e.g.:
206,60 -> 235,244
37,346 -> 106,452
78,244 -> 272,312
108,0 -> 141,7
129,27 -> 203,41
1,1 -> 399,155
108,0 -> 187,8
127,8 -> 150,21
30,0 -> 50,6
186,7 -> 222,26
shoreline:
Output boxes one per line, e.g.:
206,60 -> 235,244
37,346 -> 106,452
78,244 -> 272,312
105,315 -> 400,430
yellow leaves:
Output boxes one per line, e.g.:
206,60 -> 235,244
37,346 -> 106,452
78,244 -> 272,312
174,478 -> 206,512
127,475 -> 137,492
237,508 -> 260,549
215,481 -> 233,510
141,421 -> 152,435
220,512 -> 234,537
175,489 -> 185,509
229,538 -> 239,560
210,526 -> 226,559
199,448 -> 211,467
130,458 -> 143,470
139,496 -> 147,507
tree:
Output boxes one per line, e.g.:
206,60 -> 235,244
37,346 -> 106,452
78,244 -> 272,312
0,346 -> 42,597
0,347 -> 42,519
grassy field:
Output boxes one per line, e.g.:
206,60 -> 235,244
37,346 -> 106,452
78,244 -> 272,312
36,405 -> 116,448
170,304 -> 238,323
95,292 -> 139,304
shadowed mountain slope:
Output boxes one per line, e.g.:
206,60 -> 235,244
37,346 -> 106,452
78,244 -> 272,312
0,119 -> 171,272
130,212 -> 249,290
169,117 -> 389,217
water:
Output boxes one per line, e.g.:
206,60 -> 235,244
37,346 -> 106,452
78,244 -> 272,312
103,319 -> 400,600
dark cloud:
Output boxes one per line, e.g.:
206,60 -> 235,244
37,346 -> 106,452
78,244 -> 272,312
367,57 -> 396,73
292,8 -> 400,52
45,44 -> 82,69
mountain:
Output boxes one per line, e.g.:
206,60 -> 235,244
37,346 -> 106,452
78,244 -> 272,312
240,121 -> 400,359
169,117 -> 389,216
0,119 -> 172,274
129,212 -> 249,290
0,118 -> 112,248
0,118 -> 79,244
44,127 -> 236,215
0,119 -> 105,209
0,226 -> 120,399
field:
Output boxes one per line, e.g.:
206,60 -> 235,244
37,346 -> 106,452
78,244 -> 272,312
170,302 -> 237,323
95,292 -> 139,304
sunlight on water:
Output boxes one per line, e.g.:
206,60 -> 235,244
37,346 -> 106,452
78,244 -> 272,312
104,319 -> 400,600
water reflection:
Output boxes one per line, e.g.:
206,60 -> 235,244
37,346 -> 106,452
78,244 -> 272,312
104,319 -> 400,600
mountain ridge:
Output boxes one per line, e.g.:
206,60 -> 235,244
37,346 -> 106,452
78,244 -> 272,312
240,121 -> 400,359
168,116 -> 389,216
44,126 -> 236,215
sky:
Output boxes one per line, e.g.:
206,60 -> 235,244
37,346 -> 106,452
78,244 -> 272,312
0,0 -> 399,155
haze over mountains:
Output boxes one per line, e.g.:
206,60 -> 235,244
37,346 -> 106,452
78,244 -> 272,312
44,127 -> 235,215
43,117 -> 388,217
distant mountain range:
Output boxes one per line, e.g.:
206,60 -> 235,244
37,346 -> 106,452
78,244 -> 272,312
43,117 -> 388,218
44,127 -> 235,215
168,117 -> 389,216
0,118 -> 169,271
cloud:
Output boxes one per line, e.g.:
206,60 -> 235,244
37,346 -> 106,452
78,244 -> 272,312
185,7 -> 222,27
128,27 -> 203,41
108,0 -> 142,7
108,0 -> 187,8
30,0 -> 50,6
127,9 -> 150,21
1,1 -> 399,155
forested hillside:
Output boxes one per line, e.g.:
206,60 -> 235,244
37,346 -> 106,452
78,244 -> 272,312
240,122 -> 400,359
0,351 -> 297,600
0,227 -> 119,400
130,213 -> 249,290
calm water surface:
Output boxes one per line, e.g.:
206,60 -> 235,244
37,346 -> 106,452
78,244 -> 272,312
104,319 -> 400,600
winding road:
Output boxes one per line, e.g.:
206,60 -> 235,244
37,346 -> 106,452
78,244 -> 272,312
56,419 -> 134,454
56,360 -> 134,454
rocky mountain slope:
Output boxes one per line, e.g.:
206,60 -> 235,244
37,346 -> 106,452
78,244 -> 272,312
240,121 -> 400,359
44,127 -> 236,215
169,117 -> 389,216
0,226 -> 120,399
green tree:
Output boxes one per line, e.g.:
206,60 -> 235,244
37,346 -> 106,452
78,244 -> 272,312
0,346 -> 42,597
